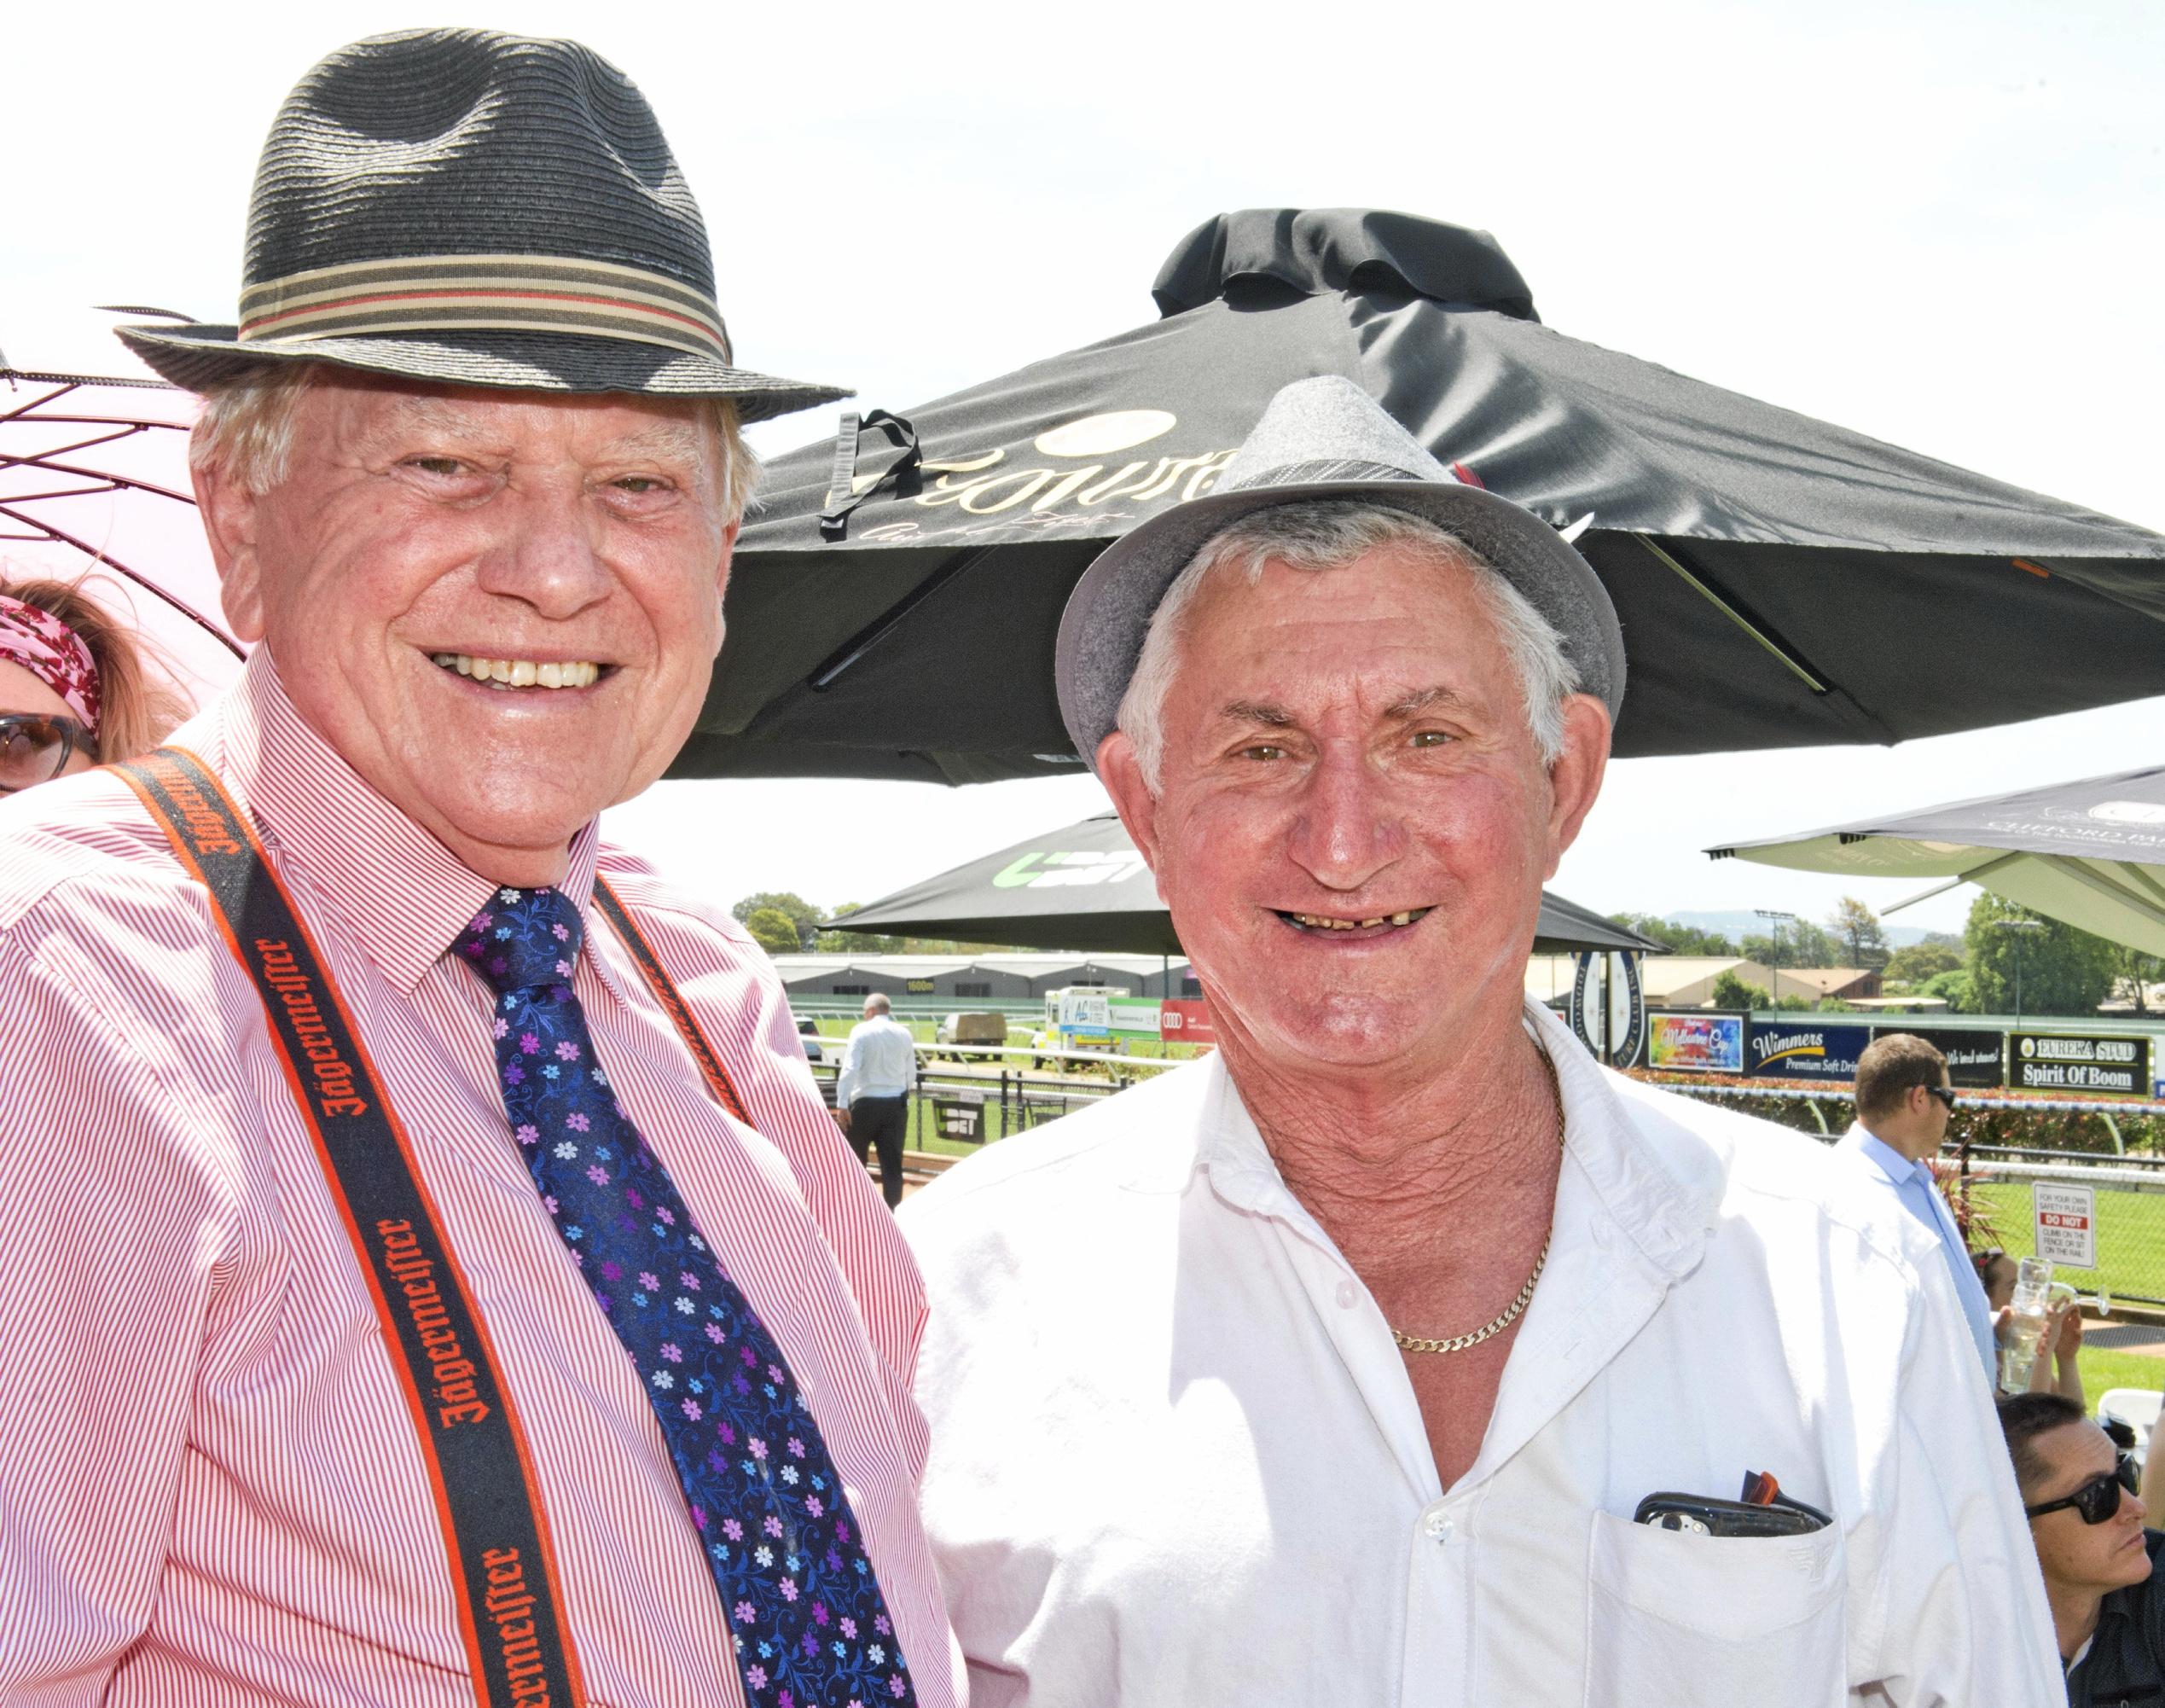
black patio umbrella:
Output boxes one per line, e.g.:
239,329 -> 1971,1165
1713,764 -> 2165,956
824,809 -> 1665,958
679,207 -> 2165,784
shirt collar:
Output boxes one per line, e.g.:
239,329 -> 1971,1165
198,651 -> 607,996
1119,1003 -> 1717,1284
1847,1124 -> 1923,1187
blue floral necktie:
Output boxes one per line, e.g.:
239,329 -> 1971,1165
456,886 -> 918,1708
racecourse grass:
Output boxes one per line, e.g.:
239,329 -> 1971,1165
2081,1345 -> 2165,1408
1964,1179 -> 2165,1306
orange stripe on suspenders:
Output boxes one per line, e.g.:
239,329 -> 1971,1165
115,749 -> 588,1708
591,876 -> 754,1127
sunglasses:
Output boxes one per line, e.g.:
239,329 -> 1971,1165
2025,1453 -> 2140,1525
0,713 -> 96,793
1924,1085 -> 1958,1109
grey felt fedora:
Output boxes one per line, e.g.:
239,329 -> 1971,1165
1054,375 -> 1626,765
119,30 -> 846,421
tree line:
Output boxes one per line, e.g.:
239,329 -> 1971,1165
1609,894 -> 2164,1017
728,892 -> 1024,958
729,887 -> 2158,1020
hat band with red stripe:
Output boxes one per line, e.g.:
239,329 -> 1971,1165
236,253 -> 733,363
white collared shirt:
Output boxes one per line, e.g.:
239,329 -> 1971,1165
837,1013 -> 919,1105
899,1003 -> 2060,1708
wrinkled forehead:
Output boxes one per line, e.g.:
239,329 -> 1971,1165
307,375 -> 717,465
1171,550 -> 1514,715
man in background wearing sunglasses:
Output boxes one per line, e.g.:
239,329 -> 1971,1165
2000,1392 -> 2163,1699
1839,1032 -> 2000,1383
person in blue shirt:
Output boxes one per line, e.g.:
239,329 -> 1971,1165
1837,1032 -> 1999,1384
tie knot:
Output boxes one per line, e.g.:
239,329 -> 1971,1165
455,886 -> 585,995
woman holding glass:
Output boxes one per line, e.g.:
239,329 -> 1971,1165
1980,1246 -> 2087,1405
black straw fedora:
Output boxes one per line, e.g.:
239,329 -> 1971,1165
120,30 -> 846,421
1055,375 -> 1627,765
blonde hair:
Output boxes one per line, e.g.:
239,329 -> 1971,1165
189,362 -> 758,520
0,574 -> 188,763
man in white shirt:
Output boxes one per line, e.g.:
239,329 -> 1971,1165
1837,1032 -> 2000,1383
836,991 -> 920,1205
900,377 -> 2059,1706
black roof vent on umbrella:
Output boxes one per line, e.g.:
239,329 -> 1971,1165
1151,207 -> 1540,322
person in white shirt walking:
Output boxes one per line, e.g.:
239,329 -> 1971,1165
898,377 -> 2060,1707
837,992 -> 920,1205
1837,1033 -> 2002,1386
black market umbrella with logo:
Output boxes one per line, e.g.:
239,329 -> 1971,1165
824,809 -> 1665,958
1712,765 -> 2165,956
678,207 -> 2165,785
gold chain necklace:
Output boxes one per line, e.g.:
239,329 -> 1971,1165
1389,1048 -> 1565,1357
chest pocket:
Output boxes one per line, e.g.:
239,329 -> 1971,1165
1585,1510 -> 1845,1708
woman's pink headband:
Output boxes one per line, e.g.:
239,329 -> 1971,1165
0,595 -> 102,734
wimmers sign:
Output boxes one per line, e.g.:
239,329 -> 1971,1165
1748,1021 -> 1872,1083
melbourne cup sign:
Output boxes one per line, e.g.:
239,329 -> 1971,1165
2011,1032 -> 2151,1096
1646,1013 -> 1744,1074
1747,1021 -> 1873,1083
1872,1026 -> 2005,1088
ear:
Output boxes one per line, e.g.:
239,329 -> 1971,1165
715,517 -> 740,597
1541,692 -> 1613,878
192,451 -> 270,644
710,517 -> 740,656
1097,729 -> 1164,874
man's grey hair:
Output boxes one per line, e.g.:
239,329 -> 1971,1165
864,992 -> 892,1016
189,362 -> 757,522
1115,500 -> 1582,790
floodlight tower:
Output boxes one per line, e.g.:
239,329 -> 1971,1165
1755,909 -> 1798,1008
1993,915 -> 2047,1022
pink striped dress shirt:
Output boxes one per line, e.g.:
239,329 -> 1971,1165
0,656 -> 965,1708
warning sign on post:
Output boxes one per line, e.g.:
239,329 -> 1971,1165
2034,1183 -> 2098,1269
932,1092 -> 987,1145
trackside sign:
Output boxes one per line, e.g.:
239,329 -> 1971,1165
2011,1032 -> 2150,1096
2034,1183 -> 2097,1269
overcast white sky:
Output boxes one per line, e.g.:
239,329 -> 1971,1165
11,1 -> 2162,935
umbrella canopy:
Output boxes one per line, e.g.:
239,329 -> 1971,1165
1711,765 -> 2165,956
0,366 -> 244,712
826,809 -> 1664,958
681,207 -> 2165,783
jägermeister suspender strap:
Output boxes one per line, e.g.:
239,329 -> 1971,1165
118,748 -> 586,1708
589,878 -> 753,1124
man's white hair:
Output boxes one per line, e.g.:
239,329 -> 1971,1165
189,362 -> 757,522
1115,499 -> 1582,792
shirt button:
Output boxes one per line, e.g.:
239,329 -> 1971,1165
1424,1513 -> 1454,1543
1335,1280 -> 1358,1310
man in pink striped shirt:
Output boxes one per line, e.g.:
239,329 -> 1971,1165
0,31 -> 962,1708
